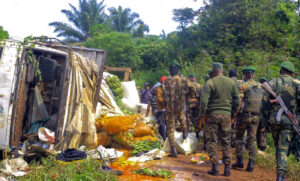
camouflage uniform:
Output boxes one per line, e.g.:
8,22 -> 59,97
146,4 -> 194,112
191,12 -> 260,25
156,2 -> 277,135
163,75 -> 191,148
200,75 -> 240,165
230,78 -> 243,147
289,98 -> 300,161
256,91 -> 270,151
235,79 -> 264,160
186,82 -> 202,133
263,75 -> 300,175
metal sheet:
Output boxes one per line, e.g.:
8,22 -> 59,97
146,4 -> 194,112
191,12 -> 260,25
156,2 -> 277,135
0,42 -> 19,149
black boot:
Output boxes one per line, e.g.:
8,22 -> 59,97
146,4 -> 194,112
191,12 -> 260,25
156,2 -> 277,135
224,164 -> 231,176
168,146 -> 178,158
276,173 -> 286,181
207,164 -> 219,176
182,129 -> 188,140
232,156 -> 244,169
246,159 -> 254,172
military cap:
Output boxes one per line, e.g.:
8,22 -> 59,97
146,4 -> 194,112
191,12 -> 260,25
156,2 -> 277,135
280,61 -> 295,73
170,61 -> 180,68
204,74 -> 210,82
297,76 -> 300,80
189,73 -> 197,78
212,62 -> 223,71
242,66 -> 256,73
259,77 -> 268,82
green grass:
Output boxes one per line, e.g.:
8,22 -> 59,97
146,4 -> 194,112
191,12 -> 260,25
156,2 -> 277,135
18,156 -> 117,181
255,133 -> 300,181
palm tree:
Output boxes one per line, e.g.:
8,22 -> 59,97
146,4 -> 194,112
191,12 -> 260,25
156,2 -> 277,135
49,0 -> 106,42
107,6 -> 149,37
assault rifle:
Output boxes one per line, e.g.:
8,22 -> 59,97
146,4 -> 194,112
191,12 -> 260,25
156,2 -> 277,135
261,82 -> 300,136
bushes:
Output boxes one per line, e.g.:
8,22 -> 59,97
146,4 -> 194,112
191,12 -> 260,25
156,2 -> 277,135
106,76 -> 124,102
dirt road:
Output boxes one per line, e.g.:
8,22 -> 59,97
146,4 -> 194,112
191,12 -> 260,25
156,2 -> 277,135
113,151 -> 277,181
152,153 -> 276,181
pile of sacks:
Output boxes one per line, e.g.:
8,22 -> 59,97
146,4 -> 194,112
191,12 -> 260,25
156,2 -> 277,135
95,114 -> 158,149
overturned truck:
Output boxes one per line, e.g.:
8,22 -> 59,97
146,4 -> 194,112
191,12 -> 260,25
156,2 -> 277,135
0,39 -> 106,151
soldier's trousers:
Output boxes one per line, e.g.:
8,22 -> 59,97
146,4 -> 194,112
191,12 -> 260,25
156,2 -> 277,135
272,122 -> 292,175
289,115 -> 300,161
187,106 -> 199,133
206,114 -> 231,164
235,113 -> 259,160
156,111 -> 167,140
257,118 -> 267,150
166,110 -> 187,148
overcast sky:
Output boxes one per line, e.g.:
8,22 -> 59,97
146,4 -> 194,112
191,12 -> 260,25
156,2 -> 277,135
0,0 -> 203,39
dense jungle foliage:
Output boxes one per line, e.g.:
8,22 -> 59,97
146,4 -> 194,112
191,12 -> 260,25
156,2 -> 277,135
84,0 -> 300,87
16,0 -> 300,87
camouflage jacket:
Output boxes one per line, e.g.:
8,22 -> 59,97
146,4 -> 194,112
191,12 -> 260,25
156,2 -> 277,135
238,79 -> 264,114
263,75 -> 300,124
162,75 -> 194,113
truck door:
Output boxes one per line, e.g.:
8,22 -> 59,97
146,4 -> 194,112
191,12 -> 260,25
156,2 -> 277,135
0,42 -> 20,150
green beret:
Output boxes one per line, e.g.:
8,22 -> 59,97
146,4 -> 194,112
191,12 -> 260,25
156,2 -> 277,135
259,77 -> 268,82
170,61 -> 180,68
242,66 -> 256,73
189,74 -> 197,78
280,61 -> 295,73
204,74 -> 210,82
212,62 -> 223,71
297,76 -> 300,80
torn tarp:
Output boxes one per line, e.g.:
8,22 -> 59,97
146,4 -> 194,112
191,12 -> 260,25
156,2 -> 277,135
55,52 -> 99,150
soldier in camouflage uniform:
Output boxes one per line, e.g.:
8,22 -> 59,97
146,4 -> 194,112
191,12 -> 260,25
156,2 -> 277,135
229,68 -> 243,148
257,77 -> 269,151
162,62 -> 192,158
289,76 -> 300,162
200,62 -> 240,176
232,67 -> 264,172
186,74 -> 202,138
262,61 -> 300,181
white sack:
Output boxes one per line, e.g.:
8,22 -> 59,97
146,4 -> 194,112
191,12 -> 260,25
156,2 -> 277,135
121,81 -> 140,104
162,131 -> 198,155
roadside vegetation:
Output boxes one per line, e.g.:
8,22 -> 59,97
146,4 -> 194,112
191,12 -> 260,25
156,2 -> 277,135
18,156 -> 117,181
255,134 -> 300,181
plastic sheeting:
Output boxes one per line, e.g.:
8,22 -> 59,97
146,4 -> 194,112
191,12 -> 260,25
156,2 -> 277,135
56,52 -> 99,150
163,132 -> 199,155
121,81 -> 147,114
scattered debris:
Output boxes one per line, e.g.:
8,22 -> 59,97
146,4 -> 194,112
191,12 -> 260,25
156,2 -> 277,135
127,149 -> 166,162
0,158 -> 29,177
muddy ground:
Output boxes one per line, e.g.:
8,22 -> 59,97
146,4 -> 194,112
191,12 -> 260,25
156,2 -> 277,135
114,150 -> 277,181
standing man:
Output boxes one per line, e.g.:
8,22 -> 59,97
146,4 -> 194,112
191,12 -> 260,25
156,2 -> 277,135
156,76 -> 168,140
257,77 -> 269,151
163,62 -> 191,158
200,62 -> 240,176
187,74 -> 202,138
229,68 -> 243,148
141,83 -> 151,104
232,67 -> 264,172
262,61 -> 300,180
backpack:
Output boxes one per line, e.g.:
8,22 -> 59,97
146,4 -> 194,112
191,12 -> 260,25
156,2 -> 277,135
243,82 -> 264,114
